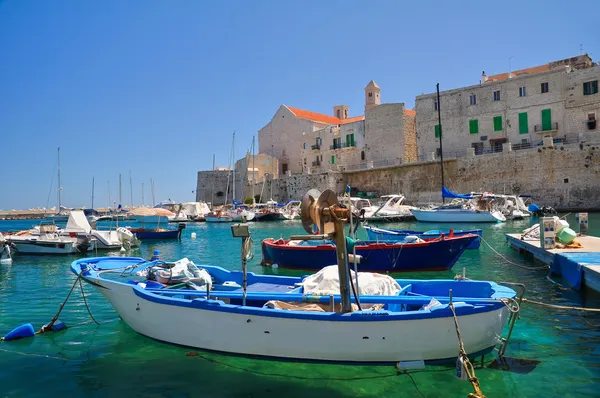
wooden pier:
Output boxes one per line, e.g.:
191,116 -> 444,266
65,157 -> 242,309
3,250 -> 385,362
506,233 -> 600,292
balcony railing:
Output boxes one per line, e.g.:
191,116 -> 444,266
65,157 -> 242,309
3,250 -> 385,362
330,142 -> 356,150
534,122 -> 559,133
311,160 -> 321,167
310,144 -> 321,150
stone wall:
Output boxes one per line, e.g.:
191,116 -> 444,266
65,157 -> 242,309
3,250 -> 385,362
243,172 -> 346,203
196,170 -> 231,206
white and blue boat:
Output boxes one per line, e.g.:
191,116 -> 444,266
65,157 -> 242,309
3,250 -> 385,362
72,256 -> 516,363
364,225 -> 482,250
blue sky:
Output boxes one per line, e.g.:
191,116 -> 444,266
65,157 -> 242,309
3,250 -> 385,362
0,0 -> 596,209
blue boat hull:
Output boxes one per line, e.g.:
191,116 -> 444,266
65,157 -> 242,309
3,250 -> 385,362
365,227 -> 482,250
261,235 -> 477,272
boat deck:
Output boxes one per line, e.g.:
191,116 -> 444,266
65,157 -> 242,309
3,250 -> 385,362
506,233 -> 600,292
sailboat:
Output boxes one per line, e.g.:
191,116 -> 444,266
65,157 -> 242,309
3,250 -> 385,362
45,148 -> 70,222
206,133 -> 255,223
410,85 -> 505,223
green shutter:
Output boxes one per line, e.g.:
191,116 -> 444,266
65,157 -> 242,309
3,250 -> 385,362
541,109 -> 552,131
331,155 -> 335,164
351,134 -> 355,146
434,124 -> 440,138
493,116 -> 502,131
594,81 -> 598,94
518,112 -> 528,134
469,120 -> 478,134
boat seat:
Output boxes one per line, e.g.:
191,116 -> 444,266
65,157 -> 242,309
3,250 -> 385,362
230,282 -> 294,293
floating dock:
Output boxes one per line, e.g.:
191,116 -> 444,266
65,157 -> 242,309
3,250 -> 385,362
506,233 -> 600,292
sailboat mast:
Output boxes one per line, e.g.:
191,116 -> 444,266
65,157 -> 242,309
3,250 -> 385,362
91,177 -> 95,209
129,171 -> 133,208
211,154 -> 215,209
151,178 -> 156,206
119,173 -> 122,208
142,183 -> 145,206
270,144 -> 274,201
57,147 -> 62,211
436,83 -> 446,204
252,136 -> 255,204
232,132 -> 236,203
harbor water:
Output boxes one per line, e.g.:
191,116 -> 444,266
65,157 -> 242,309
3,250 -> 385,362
1,215 -> 600,397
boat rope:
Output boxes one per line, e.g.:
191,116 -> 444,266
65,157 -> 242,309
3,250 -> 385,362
37,273 -> 83,334
521,298 -> 600,313
479,236 -> 549,271
449,302 -> 486,398
79,277 -> 99,326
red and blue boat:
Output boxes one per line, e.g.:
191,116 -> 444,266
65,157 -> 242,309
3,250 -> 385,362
364,225 -> 482,250
261,233 -> 477,272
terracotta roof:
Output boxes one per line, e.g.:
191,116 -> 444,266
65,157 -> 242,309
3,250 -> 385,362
486,64 -> 552,82
285,106 -> 365,125
285,105 -> 415,125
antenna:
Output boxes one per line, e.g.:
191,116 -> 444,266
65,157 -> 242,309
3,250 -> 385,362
580,44 -> 584,55
508,56 -> 514,77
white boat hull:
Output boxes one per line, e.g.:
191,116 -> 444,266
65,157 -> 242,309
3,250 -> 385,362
411,209 -> 505,223
91,280 -> 509,363
9,239 -> 79,254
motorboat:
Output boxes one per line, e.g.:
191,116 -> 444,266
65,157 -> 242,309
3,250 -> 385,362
364,225 -> 482,250
62,210 -> 140,250
205,207 -> 256,223
6,222 -> 94,254
280,200 -> 301,220
359,195 -> 418,222
180,202 -> 211,221
411,188 -> 506,223
129,223 -> 186,240
253,201 -> 283,222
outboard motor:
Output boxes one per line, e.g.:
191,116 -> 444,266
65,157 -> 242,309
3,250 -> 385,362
75,235 -> 92,253
177,223 -> 186,239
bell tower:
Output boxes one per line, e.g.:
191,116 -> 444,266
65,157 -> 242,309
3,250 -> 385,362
365,80 -> 380,112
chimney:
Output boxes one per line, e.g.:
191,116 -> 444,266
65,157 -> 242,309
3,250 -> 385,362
480,71 -> 487,84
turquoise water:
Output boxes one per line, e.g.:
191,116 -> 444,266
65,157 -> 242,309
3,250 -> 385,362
1,215 -> 600,397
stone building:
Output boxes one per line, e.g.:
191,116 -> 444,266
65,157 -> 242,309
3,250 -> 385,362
415,54 -> 600,159
195,168 -> 231,207
259,80 -> 417,175
234,152 -> 279,202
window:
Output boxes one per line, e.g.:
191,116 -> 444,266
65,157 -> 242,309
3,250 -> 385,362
469,94 -> 476,105
303,143 -> 306,149
521,139 -> 528,144
332,137 -> 341,149
493,90 -> 501,101
345,133 -> 355,147
541,82 -> 549,93
518,112 -> 528,134
493,116 -> 503,131
336,109 -> 341,118
434,124 -> 441,138
361,151 -> 365,161
368,92 -> 373,98
471,142 -> 483,155
344,109 -> 348,118
434,101 -> 438,111
583,80 -> 599,96
469,119 -> 479,134
331,155 -> 335,165
519,87 -> 527,97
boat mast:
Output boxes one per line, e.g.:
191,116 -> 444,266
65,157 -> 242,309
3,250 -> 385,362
252,136 -> 255,204
270,144 -> 274,202
57,147 -> 62,211
436,83 -> 446,204
129,170 -> 133,209
232,132 -> 236,204
91,177 -> 95,209
151,178 -> 156,206
211,154 -> 215,209
141,183 -> 145,206
119,173 -> 122,209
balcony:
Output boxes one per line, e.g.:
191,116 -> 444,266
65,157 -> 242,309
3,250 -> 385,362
534,122 -> 559,133
329,142 -> 356,150
310,143 -> 321,150
311,160 -> 321,167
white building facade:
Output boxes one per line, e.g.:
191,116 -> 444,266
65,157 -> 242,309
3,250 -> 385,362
415,55 -> 600,159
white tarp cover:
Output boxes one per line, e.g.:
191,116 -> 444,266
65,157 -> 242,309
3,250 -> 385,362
301,265 -> 401,296
148,258 -> 212,286
64,210 -> 92,233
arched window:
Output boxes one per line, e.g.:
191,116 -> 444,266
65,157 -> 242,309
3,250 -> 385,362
361,151 -> 365,161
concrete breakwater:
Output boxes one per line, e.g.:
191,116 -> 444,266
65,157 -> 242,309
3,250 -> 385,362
242,143 -> 600,210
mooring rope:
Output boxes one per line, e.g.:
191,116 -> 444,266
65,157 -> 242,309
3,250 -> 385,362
79,278 -> 99,326
449,301 -> 486,398
480,236 -> 549,271
522,298 -> 600,313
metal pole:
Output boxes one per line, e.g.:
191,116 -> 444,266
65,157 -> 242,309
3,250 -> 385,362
436,83 -> 446,203
242,236 -> 248,306
252,136 -> 255,204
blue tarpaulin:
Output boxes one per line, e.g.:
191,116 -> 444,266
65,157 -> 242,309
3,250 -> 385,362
442,186 -> 473,200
